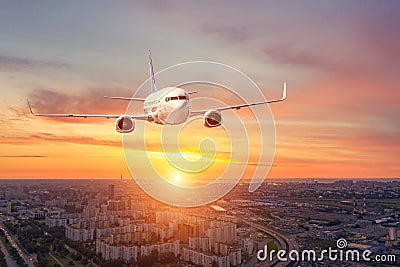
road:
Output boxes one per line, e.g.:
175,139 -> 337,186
0,236 -> 18,267
49,252 -> 65,267
242,219 -> 298,267
0,221 -> 35,267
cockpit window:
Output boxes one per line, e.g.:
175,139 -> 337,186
165,95 -> 188,101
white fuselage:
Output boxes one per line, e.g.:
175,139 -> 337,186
143,87 -> 191,125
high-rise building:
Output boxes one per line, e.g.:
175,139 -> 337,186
108,184 -> 115,200
388,227 -> 396,241
178,223 -> 201,243
189,237 -> 210,252
207,223 -> 236,249
108,200 -> 122,211
363,194 -> 367,215
229,248 -> 242,266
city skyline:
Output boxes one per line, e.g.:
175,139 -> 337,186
1,1 -> 399,180
0,178 -> 398,266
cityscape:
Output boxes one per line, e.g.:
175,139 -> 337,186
0,178 -> 398,266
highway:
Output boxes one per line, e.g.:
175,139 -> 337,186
0,236 -> 18,267
241,219 -> 298,267
0,221 -> 35,267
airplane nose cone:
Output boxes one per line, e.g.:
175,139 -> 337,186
176,100 -> 188,109
169,98 -> 189,110
166,100 -> 190,124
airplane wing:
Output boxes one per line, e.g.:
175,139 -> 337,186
103,96 -> 146,101
190,82 -> 286,116
27,99 -> 149,120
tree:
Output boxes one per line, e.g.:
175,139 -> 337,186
160,252 -> 178,264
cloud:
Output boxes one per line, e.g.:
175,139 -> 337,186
339,129 -> 400,154
0,155 -> 46,158
0,132 -> 120,147
8,106 -> 29,118
0,55 -> 69,72
201,23 -> 253,44
136,0 -> 173,11
263,42 -> 347,74
27,88 -> 134,123
31,132 -> 120,147
276,120 -> 400,172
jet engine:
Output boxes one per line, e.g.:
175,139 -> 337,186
115,115 -> 135,133
204,110 -> 223,128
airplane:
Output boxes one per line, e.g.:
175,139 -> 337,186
27,50 -> 286,133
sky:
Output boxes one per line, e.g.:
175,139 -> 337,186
0,1 -> 399,180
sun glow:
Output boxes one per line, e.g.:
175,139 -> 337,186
173,173 -> 182,183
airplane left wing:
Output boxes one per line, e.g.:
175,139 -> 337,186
27,99 -> 149,120
190,82 -> 286,116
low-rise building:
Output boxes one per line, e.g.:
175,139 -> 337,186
140,241 -> 180,257
96,239 -> 139,262
241,237 -> 254,254
183,247 -> 230,267
65,224 -> 95,242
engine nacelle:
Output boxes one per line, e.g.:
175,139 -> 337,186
204,110 -> 223,128
115,115 -> 135,133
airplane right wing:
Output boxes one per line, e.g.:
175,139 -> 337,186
103,96 -> 146,101
27,99 -> 149,120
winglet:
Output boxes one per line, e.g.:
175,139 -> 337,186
281,82 -> 287,100
27,99 -> 36,116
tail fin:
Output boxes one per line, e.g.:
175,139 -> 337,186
149,50 -> 157,93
